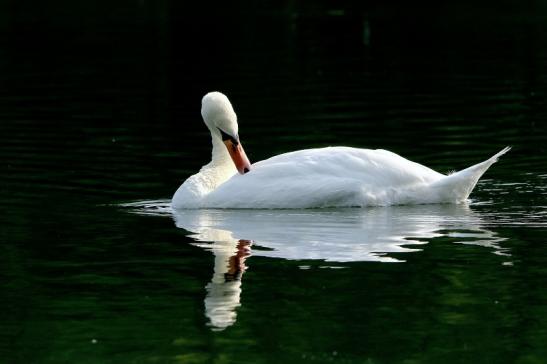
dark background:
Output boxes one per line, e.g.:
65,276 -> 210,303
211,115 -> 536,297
1,1 -> 546,202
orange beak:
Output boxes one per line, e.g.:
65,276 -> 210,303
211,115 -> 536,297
224,139 -> 251,174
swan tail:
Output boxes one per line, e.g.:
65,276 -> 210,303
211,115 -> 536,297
430,147 -> 511,202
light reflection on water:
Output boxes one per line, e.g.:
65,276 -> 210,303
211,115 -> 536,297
123,199 -> 519,330
123,200 -> 514,263
171,204 -> 509,263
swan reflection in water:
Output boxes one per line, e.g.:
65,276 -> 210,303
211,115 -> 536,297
168,204 -> 508,330
123,201 -> 508,330
203,237 -> 251,330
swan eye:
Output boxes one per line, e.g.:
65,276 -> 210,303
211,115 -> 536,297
217,128 -> 239,145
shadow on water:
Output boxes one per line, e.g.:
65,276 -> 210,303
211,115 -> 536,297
124,200 -> 514,330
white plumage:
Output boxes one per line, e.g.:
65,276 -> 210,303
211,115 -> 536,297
172,92 -> 510,209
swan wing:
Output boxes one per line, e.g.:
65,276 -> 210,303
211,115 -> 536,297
202,147 -> 445,208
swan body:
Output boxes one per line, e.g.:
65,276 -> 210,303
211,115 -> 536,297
172,92 -> 510,209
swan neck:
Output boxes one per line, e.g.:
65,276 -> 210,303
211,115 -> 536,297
211,135 -> 232,166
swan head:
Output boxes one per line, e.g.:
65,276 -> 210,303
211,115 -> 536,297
201,92 -> 251,174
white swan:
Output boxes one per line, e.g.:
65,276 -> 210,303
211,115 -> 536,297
172,92 -> 510,209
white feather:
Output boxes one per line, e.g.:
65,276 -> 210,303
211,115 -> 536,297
172,93 -> 510,209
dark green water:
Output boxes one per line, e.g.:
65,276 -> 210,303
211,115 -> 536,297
1,2 -> 547,363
